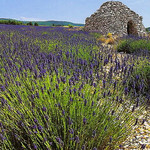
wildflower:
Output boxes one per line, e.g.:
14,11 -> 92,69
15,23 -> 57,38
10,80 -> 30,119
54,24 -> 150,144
62,110 -> 65,115
109,136 -> 112,143
93,111 -> 96,116
124,87 -> 128,95
69,117 -> 73,125
69,88 -> 72,94
103,92 -> 106,98
103,80 -> 106,88
44,115 -> 49,121
42,106 -> 47,112
1,97 -> 7,106
132,106 -> 135,112
93,83 -> 96,87
111,110 -> 115,115
69,128 -> 74,134
55,84 -> 59,89
93,148 -> 97,150
33,143 -> 37,149
141,144 -> 146,149
82,145 -> 86,150
114,81 -> 117,89
92,130 -> 96,137
0,122 -> 2,127
73,88 -> 77,93
70,97 -> 73,102
83,117 -> 87,125
136,98 -> 139,107
38,125 -> 43,132
75,135 -> 80,143
0,134 -> 6,141
34,118 -> 38,124
84,99 -> 87,106
56,137 -> 64,146
91,101 -> 94,106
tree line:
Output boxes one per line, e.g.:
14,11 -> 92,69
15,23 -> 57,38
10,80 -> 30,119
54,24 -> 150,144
0,20 -> 39,26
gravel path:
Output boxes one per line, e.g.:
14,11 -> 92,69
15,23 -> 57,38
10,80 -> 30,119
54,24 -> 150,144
121,109 -> 150,150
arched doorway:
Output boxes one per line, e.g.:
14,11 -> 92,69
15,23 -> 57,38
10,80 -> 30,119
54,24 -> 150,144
127,20 -> 138,36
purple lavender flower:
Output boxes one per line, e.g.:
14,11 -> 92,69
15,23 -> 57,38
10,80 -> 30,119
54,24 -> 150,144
70,97 -> 73,102
82,145 -> 86,150
136,98 -> 139,107
42,106 -> 47,112
91,101 -> 94,106
56,137 -> 64,146
132,106 -> 135,112
55,84 -> 59,89
62,110 -> 65,115
75,135 -> 80,143
141,144 -> 146,149
102,80 -> 106,88
34,118 -> 38,124
69,88 -> 72,94
92,130 -> 96,137
93,111 -> 96,116
109,136 -> 112,143
33,143 -> 37,149
38,125 -> 43,132
69,117 -> 73,125
84,99 -> 87,106
44,115 -> 49,121
111,110 -> 115,115
0,134 -> 6,141
83,117 -> 87,125
124,87 -> 128,95
69,128 -> 74,134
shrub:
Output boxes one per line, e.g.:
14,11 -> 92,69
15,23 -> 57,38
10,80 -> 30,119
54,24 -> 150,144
0,71 -> 141,150
107,33 -> 112,38
27,22 -> 33,26
105,37 -> 115,44
68,24 -> 73,28
97,33 -> 115,45
127,59 -> 150,104
117,37 -> 150,54
34,22 -> 39,26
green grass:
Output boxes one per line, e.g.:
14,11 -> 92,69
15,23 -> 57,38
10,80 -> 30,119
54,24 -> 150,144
117,38 -> 150,54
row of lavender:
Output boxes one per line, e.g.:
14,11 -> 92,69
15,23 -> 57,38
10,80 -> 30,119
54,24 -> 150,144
0,25 -> 149,149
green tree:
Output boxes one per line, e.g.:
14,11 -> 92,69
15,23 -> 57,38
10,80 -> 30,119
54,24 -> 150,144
34,22 -> 39,26
27,22 -> 33,26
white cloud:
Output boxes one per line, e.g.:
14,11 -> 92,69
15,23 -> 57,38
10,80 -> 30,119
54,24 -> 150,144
20,17 -> 45,21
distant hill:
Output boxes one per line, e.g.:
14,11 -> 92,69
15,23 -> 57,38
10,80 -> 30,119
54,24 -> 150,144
0,18 -> 84,26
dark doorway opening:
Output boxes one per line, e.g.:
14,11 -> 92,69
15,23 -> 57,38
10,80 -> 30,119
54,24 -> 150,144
127,20 -> 138,36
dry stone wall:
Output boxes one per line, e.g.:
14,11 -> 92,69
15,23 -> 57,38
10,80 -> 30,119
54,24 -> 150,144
84,1 -> 146,36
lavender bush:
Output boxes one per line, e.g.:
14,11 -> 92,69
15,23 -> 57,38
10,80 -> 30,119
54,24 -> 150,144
0,25 -> 148,150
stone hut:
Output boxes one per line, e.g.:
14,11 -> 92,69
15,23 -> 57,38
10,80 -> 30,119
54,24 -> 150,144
84,1 -> 146,36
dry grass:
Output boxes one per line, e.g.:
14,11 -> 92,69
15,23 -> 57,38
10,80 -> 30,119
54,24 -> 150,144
97,33 -> 118,45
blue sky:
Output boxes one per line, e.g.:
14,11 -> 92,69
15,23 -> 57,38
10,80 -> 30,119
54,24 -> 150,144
0,0 -> 149,27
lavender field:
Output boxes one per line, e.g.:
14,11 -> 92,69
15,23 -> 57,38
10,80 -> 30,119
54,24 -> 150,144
0,25 -> 149,150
